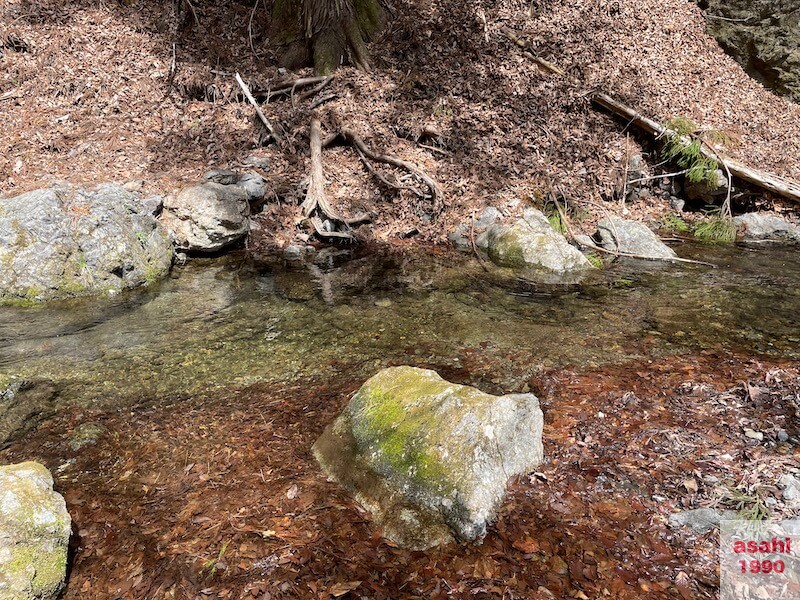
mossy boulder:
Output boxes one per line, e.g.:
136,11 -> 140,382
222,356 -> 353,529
482,209 -> 593,283
313,366 -> 544,550
0,184 -> 173,304
0,462 -> 71,599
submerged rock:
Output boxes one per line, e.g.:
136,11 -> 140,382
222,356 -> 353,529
597,217 -> 677,259
482,209 -> 593,282
161,181 -> 253,253
313,366 -> 544,550
0,379 -> 59,449
733,213 -> 800,243
0,184 -> 174,303
668,508 -> 736,533
0,462 -> 71,600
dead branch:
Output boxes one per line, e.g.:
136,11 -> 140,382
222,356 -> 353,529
501,27 -> 800,206
256,76 -> 331,102
234,72 -> 278,143
592,93 -> 800,205
295,76 -> 334,105
338,128 -> 444,214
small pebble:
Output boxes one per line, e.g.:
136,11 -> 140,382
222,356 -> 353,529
744,428 -> 764,441
778,429 -> 789,442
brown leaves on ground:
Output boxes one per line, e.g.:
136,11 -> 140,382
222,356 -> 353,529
2,0 -> 800,246
2,352 -> 798,599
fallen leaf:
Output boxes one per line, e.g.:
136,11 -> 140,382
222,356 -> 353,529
329,581 -> 361,597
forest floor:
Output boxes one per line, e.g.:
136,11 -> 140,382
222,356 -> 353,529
2,0 -> 800,247
1,351 -> 798,598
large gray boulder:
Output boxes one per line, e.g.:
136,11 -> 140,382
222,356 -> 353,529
480,209 -> 593,282
313,366 -> 544,550
733,213 -> 800,243
161,183 -> 250,253
597,217 -> 677,259
0,462 -> 71,600
0,184 -> 173,304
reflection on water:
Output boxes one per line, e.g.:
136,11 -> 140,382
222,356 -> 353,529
0,242 -> 798,407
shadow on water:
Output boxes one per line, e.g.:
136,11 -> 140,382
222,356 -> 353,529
0,242 -> 799,407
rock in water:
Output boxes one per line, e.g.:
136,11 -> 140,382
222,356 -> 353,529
0,379 -> 58,450
0,184 -> 174,303
313,366 -> 544,550
733,213 -> 800,243
160,183 -> 251,253
596,217 -> 677,259
482,209 -> 593,282
0,462 -> 71,600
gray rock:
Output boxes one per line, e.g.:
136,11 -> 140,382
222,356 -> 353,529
202,169 -> 240,185
139,195 -> 164,217
475,206 -> 502,229
669,197 -> 685,212
283,245 -> 304,261
0,184 -> 173,303
313,366 -> 544,550
0,379 -> 59,449
777,429 -> 789,442
0,462 -> 71,600
236,173 -> 267,202
683,170 -> 729,203
572,234 -> 596,251
779,474 -> 800,503
160,183 -> 250,253
597,217 -> 677,259
733,213 -> 800,243
242,156 -> 271,170
484,209 -> 594,282
668,508 -> 736,533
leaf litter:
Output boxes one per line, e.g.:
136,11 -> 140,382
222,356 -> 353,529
1,351 -> 798,598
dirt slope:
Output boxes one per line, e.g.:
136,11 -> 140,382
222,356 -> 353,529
1,0 -> 798,245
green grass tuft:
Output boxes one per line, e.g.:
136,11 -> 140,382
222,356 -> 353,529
659,214 -> 691,233
692,215 -> 736,243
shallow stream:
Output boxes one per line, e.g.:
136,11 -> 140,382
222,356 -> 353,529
1,242 -> 799,410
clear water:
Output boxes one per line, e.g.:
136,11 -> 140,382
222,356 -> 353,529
0,242 -> 798,408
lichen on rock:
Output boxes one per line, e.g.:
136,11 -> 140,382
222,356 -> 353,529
0,461 -> 71,600
313,366 -> 544,550
481,208 -> 594,283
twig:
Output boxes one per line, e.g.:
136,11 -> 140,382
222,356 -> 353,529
295,76 -> 333,105
352,144 -> 421,195
183,0 -> 200,28
248,0 -> 261,60
627,170 -> 689,185
308,92 -> 338,110
555,198 -> 716,267
234,72 -> 278,142
418,143 -> 451,156
0,91 -> 20,102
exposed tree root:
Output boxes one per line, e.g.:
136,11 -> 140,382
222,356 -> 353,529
335,127 -> 443,215
298,119 -> 444,241
300,119 -> 370,240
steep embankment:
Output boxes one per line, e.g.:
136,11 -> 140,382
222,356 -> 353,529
1,0 -> 798,245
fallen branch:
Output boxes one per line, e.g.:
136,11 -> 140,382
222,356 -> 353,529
235,72 -> 278,143
500,28 -> 800,206
591,93 -> 800,205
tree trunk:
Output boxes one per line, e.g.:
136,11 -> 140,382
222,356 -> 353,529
271,0 -> 384,74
